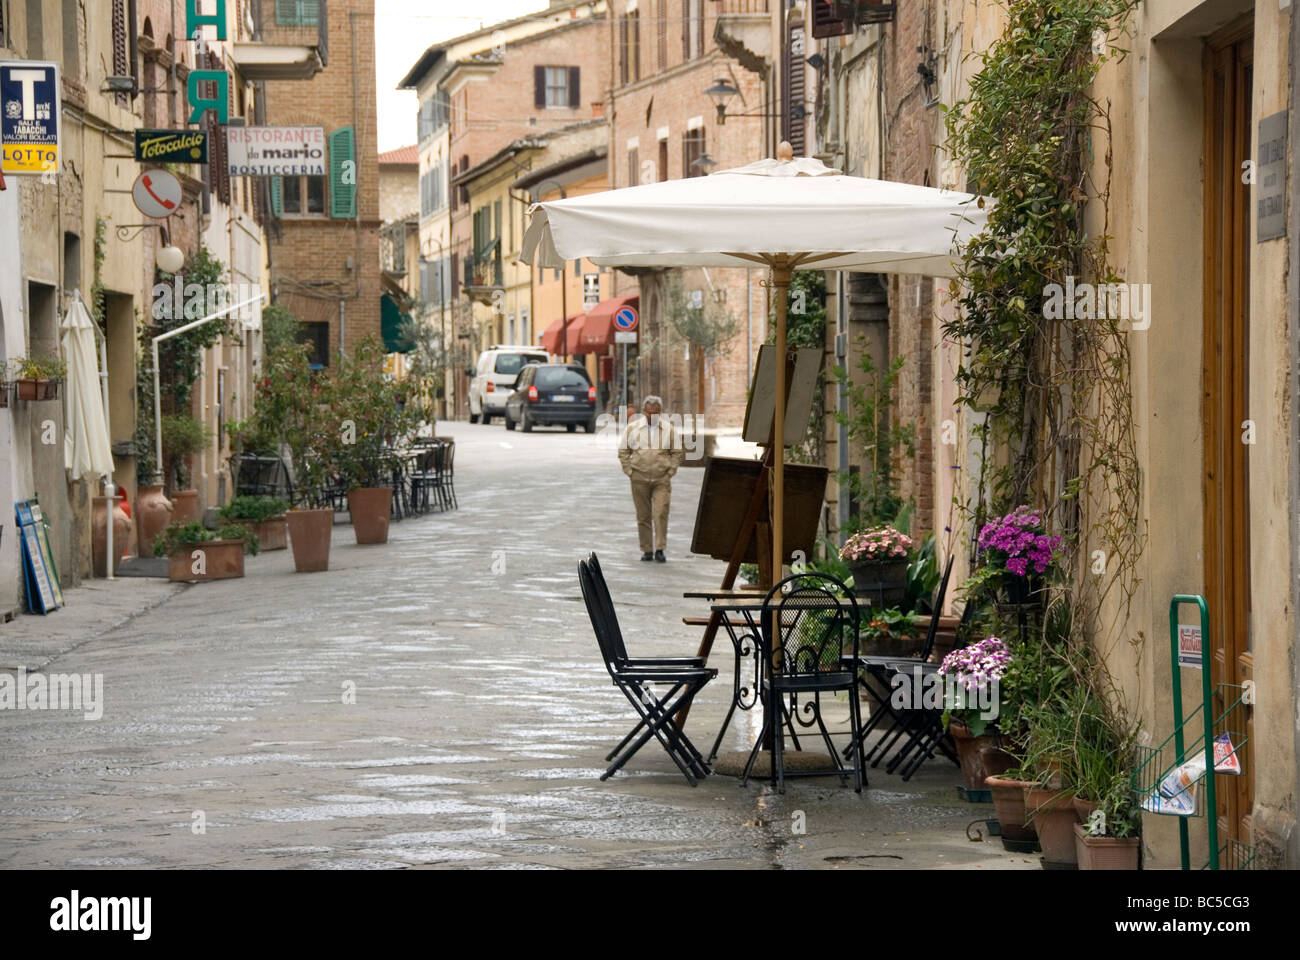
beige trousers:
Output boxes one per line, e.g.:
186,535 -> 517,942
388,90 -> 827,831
630,478 -> 671,552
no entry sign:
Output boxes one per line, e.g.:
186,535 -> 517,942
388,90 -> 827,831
132,169 -> 183,219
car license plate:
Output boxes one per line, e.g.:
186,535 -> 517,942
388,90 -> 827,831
551,394 -> 574,402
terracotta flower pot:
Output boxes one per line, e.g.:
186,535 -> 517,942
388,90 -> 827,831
950,721 -> 1015,791
16,378 -> 39,401
347,487 -> 393,545
236,517 -> 288,551
92,495 -> 133,577
167,539 -> 245,582
985,775 -> 1038,842
1024,785 -> 1079,866
170,489 -> 201,524
135,484 -> 174,558
1072,796 -> 1099,823
287,508 -> 332,572
1074,822 -> 1140,870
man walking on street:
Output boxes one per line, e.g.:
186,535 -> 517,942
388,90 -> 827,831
619,396 -> 683,562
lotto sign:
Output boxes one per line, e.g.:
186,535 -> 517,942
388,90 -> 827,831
614,306 -> 639,331
0,61 -> 61,175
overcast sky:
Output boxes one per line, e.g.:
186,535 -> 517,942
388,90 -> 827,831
375,0 -> 544,152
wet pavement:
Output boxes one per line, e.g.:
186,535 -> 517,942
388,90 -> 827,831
0,422 -> 1034,869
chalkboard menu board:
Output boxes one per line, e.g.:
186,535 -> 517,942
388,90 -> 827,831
15,499 -> 62,614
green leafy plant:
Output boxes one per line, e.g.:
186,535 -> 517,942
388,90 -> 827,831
770,270 -> 828,465
9,354 -> 66,380
661,273 -> 741,413
218,495 -> 289,524
318,337 -> 419,491
260,301 -> 300,355
160,414 -> 213,492
153,520 -> 259,557
833,347 -> 915,529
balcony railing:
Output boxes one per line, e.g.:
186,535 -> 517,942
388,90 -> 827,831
715,0 -> 771,13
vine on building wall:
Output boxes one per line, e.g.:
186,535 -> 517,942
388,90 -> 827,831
943,0 -> 1145,624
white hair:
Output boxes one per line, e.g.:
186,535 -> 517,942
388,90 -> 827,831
642,395 -> 663,407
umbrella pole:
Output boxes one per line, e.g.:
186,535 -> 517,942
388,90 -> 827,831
771,260 -> 792,582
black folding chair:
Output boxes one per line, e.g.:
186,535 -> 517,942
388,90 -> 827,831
844,554 -> 954,766
578,554 -> 717,786
742,572 -> 865,793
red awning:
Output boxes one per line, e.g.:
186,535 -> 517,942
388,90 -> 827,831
539,313 -> 587,355
577,295 -> 638,351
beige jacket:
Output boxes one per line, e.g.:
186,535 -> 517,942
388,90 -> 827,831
619,416 -> 684,483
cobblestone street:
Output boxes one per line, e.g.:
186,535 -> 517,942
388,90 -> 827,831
0,423 -> 1032,869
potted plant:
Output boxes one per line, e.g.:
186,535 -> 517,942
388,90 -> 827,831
1070,684 -> 1142,869
161,414 -> 213,521
322,338 -> 417,545
973,505 -> 1061,606
940,636 -> 1015,793
858,606 -> 920,658
10,354 -> 66,401
218,495 -> 290,551
839,525 -> 913,605
154,520 -> 257,582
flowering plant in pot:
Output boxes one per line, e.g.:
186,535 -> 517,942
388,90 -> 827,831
974,505 -> 1061,605
839,525 -> 913,605
940,636 -> 1015,790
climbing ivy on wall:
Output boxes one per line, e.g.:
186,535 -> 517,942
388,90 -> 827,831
943,0 -> 1145,617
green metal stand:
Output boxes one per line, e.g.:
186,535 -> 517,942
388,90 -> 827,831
1132,595 -> 1253,870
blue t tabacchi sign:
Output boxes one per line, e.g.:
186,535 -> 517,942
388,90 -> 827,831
0,61 -> 61,175
186,0 -> 230,123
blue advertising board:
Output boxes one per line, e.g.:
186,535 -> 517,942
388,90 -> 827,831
0,61 -> 61,175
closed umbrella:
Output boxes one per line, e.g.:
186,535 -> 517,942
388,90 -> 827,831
61,295 -> 115,480
520,144 -> 991,573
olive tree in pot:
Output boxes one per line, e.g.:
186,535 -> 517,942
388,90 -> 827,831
252,341 -> 334,572
161,414 -> 212,522
322,338 -> 417,545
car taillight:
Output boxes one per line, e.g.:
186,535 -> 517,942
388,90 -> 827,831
485,381 -> 494,392
528,385 -> 538,402
587,386 -> 596,401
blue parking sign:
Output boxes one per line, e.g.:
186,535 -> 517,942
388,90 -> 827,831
1,61 -> 61,175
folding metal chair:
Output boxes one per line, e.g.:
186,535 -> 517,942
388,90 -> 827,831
742,572 -> 866,793
578,554 -> 717,786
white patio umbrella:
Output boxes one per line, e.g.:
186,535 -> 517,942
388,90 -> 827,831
520,143 -> 990,575
61,293 -> 117,574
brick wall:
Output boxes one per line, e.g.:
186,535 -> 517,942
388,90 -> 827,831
264,0 -> 380,357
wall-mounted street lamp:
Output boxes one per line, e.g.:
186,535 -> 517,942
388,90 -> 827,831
116,222 -> 186,273
690,153 -> 719,175
706,77 -> 807,126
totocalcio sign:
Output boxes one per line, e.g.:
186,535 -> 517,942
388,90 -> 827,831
134,129 -> 209,163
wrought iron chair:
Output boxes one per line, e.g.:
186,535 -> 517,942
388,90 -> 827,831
742,572 -> 866,793
845,554 -> 954,764
578,554 -> 717,786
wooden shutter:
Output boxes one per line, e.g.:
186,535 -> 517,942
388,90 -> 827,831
568,67 -> 580,108
534,66 -> 546,108
329,126 -> 356,218
270,176 -> 283,217
451,252 -> 460,298
113,0 -> 128,106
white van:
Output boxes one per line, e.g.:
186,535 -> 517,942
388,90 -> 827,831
469,345 -> 549,424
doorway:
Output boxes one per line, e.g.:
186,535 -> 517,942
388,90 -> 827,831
1201,17 -> 1254,846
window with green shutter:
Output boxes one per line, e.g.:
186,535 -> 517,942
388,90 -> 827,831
329,126 -> 356,219
276,0 -> 319,26
270,176 -> 283,217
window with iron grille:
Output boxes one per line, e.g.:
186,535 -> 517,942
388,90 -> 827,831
682,0 -> 703,60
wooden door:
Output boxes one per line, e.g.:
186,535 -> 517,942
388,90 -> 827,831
1202,20 -> 1254,846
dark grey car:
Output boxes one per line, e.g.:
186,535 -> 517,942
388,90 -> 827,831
504,363 -> 598,433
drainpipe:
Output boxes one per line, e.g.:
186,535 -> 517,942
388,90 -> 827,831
349,10 -> 362,354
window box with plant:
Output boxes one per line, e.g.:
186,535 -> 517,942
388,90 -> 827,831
154,520 -> 258,583
9,354 -> 67,401
218,495 -> 290,551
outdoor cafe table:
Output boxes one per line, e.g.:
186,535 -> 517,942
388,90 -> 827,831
687,591 -> 851,763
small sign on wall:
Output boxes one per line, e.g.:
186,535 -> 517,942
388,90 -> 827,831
1257,111 -> 1287,242
1177,623 -> 1202,669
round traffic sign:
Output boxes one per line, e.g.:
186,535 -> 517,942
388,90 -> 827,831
614,306 -> 638,331
132,168 -> 182,219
